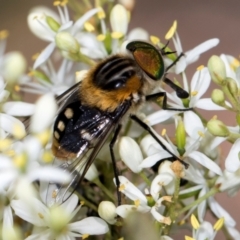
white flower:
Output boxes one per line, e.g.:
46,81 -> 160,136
28,5 -> 101,69
139,130 -> 222,176
11,194 -> 109,240
220,54 -> 240,87
0,136 -> 70,197
146,67 -> 226,127
165,21 -> 219,74
115,176 -> 172,225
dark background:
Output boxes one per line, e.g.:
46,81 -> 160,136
0,0 -> 240,238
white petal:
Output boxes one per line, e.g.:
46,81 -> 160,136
76,32 -> 107,59
115,176 -> 147,204
27,6 -> 58,41
58,21 -> 73,31
3,205 -> 13,227
196,221 -> 214,239
146,110 -> 176,126
127,28 -> 149,41
150,173 -> 174,201
30,93 -> 57,133
175,58 -> 187,74
185,38 -> 219,64
116,204 -> 150,218
140,151 -> 171,168
71,8 -> 101,36
61,193 -> 78,214
84,163 -> 99,181
28,167 -> 71,183
226,226 -> 240,239
179,185 -> 203,195
208,197 -> 236,227
225,138 -> 240,172
3,102 -> 35,116
190,68 -> 211,103
188,151 -> 222,175
0,90 -> 9,102
184,111 -> 204,140
150,206 -> 166,223
0,113 -> 26,136
118,136 -> 143,173
197,187 -> 207,222
68,217 -> 109,235
33,42 -> 55,69
11,198 -> 48,227
195,98 -> 226,110
110,4 -> 128,35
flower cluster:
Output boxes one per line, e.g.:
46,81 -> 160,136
0,0 -> 240,239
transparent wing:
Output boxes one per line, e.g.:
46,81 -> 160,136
45,118 -> 115,206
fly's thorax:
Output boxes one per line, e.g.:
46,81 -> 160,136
80,55 -> 146,112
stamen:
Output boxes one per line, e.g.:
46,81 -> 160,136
98,7 -> 106,19
38,213 -> 44,219
190,214 -> 200,230
134,199 -> 140,207
191,91 -> 198,96
197,65 -> 204,71
82,234 -> 89,239
161,128 -> 166,136
97,34 -> 105,41
198,131 -> 204,137
0,30 -> 9,39
165,20 -> 177,40
84,22 -> 95,32
230,58 -> 240,70
150,35 -> 160,45
213,217 -> 225,231
32,52 -> 40,60
111,32 -> 123,39
119,184 -> 125,191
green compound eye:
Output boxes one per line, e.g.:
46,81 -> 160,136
126,41 -> 165,80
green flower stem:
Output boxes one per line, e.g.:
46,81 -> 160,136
92,178 -> 116,202
228,132 -> 240,143
163,177 -> 181,235
178,186 -> 219,215
139,171 -> 151,186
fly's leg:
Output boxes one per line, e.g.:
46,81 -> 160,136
130,115 -> 189,169
109,124 -> 122,206
146,91 -> 192,111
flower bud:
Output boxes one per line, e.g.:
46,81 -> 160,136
46,16 -> 60,32
211,89 -> 225,106
175,117 -> 186,155
226,77 -> 238,96
55,32 -> 80,54
207,119 -> 229,137
3,52 -> 27,83
208,55 -> 226,85
118,136 -> 143,173
98,201 -> 117,224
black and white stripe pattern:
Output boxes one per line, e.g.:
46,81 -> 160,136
93,56 -> 138,90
